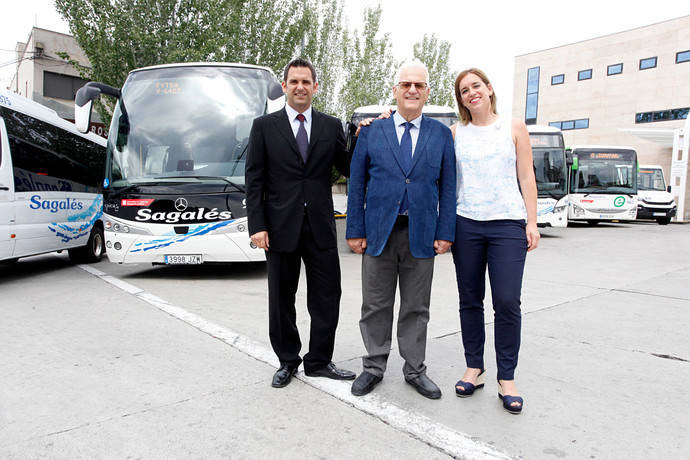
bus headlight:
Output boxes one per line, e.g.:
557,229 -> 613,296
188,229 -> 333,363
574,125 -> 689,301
554,204 -> 567,213
572,204 -> 585,216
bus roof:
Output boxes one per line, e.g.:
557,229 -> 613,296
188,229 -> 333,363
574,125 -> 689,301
130,62 -> 277,76
527,124 -> 561,134
639,164 -> 664,169
352,104 -> 456,116
0,89 -> 106,146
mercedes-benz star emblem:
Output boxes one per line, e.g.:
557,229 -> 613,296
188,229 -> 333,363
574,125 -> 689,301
174,197 -> 188,211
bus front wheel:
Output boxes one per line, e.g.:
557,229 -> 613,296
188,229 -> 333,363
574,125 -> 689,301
69,225 -> 105,263
656,217 -> 671,225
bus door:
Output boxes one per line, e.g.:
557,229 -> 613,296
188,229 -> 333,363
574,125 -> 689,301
0,116 -> 16,260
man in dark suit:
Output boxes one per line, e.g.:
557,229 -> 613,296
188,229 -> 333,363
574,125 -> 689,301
246,58 -> 355,388
346,62 -> 456,399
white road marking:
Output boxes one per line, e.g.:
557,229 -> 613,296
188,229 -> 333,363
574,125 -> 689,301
77,263 -> 512,460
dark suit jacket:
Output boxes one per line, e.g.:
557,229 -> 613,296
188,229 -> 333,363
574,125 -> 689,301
245,107 -> 350,252
345,115 -> 456,258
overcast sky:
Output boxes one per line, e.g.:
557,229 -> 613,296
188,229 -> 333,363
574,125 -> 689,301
2,0 -> 689,118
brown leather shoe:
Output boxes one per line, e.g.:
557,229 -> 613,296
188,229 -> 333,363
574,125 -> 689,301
271,364 -> 298,388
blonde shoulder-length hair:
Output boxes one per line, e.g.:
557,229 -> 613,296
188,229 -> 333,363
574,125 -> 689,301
454,68 -> 498,125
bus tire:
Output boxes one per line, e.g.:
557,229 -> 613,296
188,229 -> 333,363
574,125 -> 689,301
587,220 -> 599,226
1,257 -> 19,265
68,225 -> 105,263
656,217 -> 671,225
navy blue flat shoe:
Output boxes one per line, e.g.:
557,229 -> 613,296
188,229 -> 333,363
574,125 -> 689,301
497,383 -> 523,414
454,369 -> 485,397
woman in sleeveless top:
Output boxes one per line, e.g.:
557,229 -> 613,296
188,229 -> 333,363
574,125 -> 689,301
450,68 -> 539,414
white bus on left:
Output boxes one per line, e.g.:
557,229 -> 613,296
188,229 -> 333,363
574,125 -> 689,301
0,90 -> 106,264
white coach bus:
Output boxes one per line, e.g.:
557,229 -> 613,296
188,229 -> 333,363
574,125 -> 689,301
528,125 -> 569,227
0,90 -> 106,264
74,63 -> 285,264
568,146 -> 638,224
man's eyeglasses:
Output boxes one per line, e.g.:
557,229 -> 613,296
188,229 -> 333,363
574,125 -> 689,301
397,81 -> 428,90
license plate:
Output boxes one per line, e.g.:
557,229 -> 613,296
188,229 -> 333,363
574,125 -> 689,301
599,215 -> 613,219
164,254 -> 202,264
653,212 -> 666,216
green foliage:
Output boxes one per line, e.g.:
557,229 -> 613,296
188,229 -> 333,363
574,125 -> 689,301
337,5 -> 397,120
413,34 -> 456,108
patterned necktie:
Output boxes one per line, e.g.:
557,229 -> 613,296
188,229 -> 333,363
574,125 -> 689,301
399,122 -> 413,214
296,113 -> 308,163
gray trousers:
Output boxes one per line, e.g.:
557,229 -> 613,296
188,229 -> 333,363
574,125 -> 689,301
360,217 -> 435,378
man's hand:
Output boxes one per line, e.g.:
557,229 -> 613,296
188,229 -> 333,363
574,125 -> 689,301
251,231 -> 269,251
434,239 -> 452,255
347,237 -> 367,254
355,108 -> 393,136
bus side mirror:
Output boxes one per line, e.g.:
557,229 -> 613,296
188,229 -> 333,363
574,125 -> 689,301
667,185 -> 672,193
74,82 -> 121,134
266,81 -> 285,113
566,151 -> 573,166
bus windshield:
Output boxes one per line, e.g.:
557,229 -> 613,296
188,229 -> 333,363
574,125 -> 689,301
571,150 -> 637,194
638,168 -> 666,191
533,148 -> 567,197
106,66 -> 272,188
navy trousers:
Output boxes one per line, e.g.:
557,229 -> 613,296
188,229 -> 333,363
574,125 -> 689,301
451,215 -> 527,380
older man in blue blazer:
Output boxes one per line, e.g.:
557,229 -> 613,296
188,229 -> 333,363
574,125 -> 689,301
346,62 -> 456,399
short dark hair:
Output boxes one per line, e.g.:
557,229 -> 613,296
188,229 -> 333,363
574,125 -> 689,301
283,58 -> 317,83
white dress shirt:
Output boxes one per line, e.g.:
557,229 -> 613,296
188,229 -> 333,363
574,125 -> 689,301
285,104 -> 313,142
393,110 -> 422,157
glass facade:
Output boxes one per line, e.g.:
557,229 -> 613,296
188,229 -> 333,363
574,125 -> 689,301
549,119 -> 589,130
635,107 -> 689,124
525,67 -> 540,125
551,74 -> 564,85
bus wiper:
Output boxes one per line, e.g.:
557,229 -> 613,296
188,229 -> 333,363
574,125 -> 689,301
164,175 -> 246,193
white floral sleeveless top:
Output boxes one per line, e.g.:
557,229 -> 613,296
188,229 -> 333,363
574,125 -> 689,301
454,118 -> 526,221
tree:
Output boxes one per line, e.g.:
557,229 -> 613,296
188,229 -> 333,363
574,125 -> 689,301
337,5 -> 397,119
54,0 -> 311,120
300,0 -> 345,116
413,34 -> 455,108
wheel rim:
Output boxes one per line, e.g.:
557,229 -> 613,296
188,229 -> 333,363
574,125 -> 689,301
93,233 -> 104,258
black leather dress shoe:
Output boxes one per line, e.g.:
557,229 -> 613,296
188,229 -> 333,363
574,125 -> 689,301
272,364 -> 298,388
405,374 -> 442,399
305,362 -> 356,380
351,371 -> 383,396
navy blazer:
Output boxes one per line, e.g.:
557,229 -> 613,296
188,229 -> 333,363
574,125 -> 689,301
346,115 -> 456,258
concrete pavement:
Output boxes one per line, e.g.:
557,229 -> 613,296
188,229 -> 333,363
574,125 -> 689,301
1,219 -> 689,459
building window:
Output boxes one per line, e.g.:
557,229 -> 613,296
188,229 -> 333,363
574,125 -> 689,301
551,74 -> 564,85
525,67 -> 540,125
549,119 -> 589,130
607,63 -> 623,75
677,50 -> 690,64
578,69 -> 592,81
635,107 -> 689,124
639,57 -> 657,70
43,71 -> 88,100
574,119 -> 589,129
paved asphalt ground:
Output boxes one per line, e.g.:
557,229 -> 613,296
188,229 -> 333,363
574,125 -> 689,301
1,213 -> 689,459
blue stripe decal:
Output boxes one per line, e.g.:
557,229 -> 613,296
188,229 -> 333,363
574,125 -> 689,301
129,220 -> 236,252
48,196 -> 104,243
